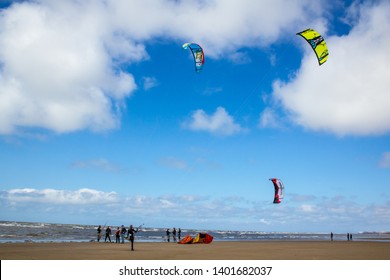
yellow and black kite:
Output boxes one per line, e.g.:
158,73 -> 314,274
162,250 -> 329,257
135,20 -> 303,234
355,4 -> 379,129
297,28 -> 329,65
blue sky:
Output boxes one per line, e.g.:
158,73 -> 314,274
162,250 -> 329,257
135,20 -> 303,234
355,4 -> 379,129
0,0 -> 389,233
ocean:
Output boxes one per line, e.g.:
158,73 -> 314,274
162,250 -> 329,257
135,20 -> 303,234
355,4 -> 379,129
0,221 -> 388,243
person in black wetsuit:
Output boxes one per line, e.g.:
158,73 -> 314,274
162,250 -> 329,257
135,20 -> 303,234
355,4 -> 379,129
97,225 -> 102,242
166,228 -> 170,242
172,228 -> 177,242
127,225 -> 139,251
105,226 -> 112,242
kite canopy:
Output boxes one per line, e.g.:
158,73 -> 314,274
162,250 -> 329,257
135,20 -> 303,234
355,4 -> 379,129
178,233 -> 213,244
296,28 -> 329,65
178,234 -> 194,244
182,42 -> 204,72
269,178 -> 284,204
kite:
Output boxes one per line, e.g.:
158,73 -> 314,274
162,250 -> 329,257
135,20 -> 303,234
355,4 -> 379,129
296,28 -> 329,65
182,43 -> 204,72
269,178 -> 284,204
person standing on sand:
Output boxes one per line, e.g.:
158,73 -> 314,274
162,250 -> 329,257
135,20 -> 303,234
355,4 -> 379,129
172,227 -> 177,242
127,225 -> 139,251
330,232 -> 333,241
178,228 -> 181,241
105,226 -> 112,242
166,228 -> 170,242
97,225 -> 102,242
115,227 -> 120,243
120,225 -> 126,244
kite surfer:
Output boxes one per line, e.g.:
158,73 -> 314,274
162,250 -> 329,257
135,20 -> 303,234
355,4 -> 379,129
166,228 -> 170,242
172,228 -> 177,242
127,225 -> 139,251
97,225 -> 102,242
105,226 -> 112,242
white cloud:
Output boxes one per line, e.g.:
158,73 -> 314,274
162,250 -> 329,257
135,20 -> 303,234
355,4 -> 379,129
4,188 -> 118,205
0,2 -> 137,134
142,76 -> 158,91
379,152 -> 390,168
259,218 -> 271,225
259,108 -> 282,128
228,51 -> 252,64
272,1 -> 390,136
106,0 -> 324,57
300,204 -> 317,213
183,107 -> 243,136
0,0 -> 325,135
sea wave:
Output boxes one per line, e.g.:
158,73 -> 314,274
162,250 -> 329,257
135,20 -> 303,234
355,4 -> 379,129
0,220 -> 389,243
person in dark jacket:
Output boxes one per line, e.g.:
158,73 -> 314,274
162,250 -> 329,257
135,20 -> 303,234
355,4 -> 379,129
115,227 -> 120,243
105,226 -> 112,242
127,225 -> 139,251
166,228 -> 170,242
120,225 -> 127,244
97,225 -> 102,242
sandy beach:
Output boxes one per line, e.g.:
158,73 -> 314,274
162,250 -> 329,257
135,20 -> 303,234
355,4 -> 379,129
1,241 -> 389,260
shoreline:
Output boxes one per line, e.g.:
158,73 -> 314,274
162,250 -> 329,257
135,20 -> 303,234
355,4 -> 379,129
0,238 -> 390,245
1,240 -> 389,260
1,236 -> 390,244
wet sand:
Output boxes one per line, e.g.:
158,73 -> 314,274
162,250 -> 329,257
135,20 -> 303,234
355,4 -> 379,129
1,241 -> 389,260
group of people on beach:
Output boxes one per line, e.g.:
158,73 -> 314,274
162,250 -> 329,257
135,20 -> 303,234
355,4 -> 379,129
96,225 -> 182,250
96,224 -> 139,250
166,227 -> 181,242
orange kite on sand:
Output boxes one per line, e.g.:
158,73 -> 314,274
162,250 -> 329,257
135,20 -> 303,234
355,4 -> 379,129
178,233 -> 213,244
